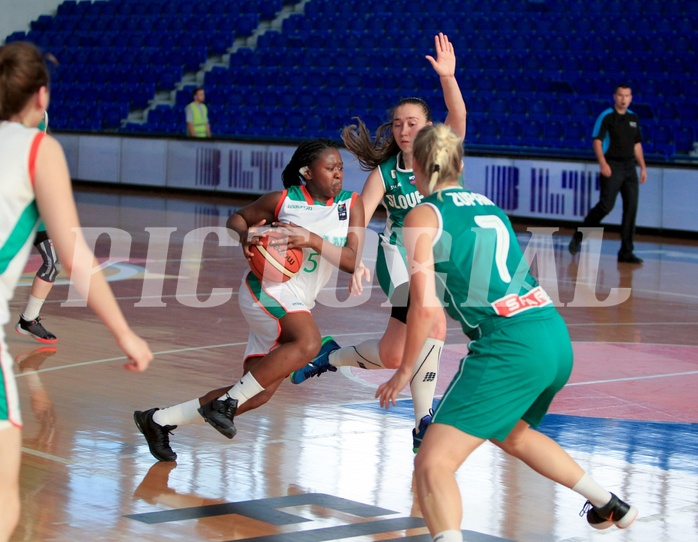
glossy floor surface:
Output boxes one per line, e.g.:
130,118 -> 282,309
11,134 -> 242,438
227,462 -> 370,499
7,186 -> 698,542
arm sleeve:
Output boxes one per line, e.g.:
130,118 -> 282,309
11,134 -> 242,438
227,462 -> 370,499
592,111 -> 609,141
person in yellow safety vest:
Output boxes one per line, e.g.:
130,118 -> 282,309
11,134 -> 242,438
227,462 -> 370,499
185,87 -> 211,137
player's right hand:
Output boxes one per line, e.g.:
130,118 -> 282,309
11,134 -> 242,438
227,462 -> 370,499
118,330 -> 153,372
243,219 -> 269,258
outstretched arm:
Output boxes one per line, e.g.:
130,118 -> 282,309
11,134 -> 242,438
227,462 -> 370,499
376,205 -> 440,408
426,32 -> 467,140
34,135 -> 152,372
360,169 -> 386,226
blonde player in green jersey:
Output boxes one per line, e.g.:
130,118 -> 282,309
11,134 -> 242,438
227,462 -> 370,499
376,124 -> 638,542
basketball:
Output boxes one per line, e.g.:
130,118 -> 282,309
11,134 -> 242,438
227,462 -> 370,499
248,236 -> 303,283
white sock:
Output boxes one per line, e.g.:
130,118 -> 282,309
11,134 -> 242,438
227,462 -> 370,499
410,338 -> 443,428
329,339 -> 387,369
433,530 -> 463,542
22,295 -> 46,321
222,372 -> 264,407
153,399 -> 204,427
23,372 -> 43,392
572,473 -> 612,508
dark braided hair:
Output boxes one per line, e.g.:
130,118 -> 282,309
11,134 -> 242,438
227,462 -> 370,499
281,138 -> 339,188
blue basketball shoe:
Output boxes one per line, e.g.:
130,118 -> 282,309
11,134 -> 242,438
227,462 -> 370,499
289,336 -> 339,384
412,411 -> 433,453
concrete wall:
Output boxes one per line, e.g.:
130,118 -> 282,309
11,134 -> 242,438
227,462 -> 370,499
1,0 -> 65,43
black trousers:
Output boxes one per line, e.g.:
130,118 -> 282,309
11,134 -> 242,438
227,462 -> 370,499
582,160 -> 639,257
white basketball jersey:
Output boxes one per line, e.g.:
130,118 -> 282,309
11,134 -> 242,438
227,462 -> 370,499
0,122 -> 43,326
275,185 -> 357,308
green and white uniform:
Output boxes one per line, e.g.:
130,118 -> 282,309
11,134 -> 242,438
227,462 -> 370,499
423,186 -> 573,441
239,185 -> 358,360
0,122 -> 45,429
375,153 -> 423,302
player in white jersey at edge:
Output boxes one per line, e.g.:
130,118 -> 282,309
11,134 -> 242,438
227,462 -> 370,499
0,41 -> 152,542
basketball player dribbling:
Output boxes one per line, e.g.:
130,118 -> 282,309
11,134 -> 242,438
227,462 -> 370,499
133,138 -> 365,462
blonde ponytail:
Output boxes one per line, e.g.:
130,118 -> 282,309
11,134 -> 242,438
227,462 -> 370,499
414,124 -> 464,195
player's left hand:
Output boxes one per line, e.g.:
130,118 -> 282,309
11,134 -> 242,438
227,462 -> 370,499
349,260 -> 371,296
242,220 -> 272,258
425,32 -> 456,78
376,368 -> 411,409
270,221 -> 314,250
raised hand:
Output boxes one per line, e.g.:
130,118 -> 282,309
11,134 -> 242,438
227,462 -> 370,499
425,32 -> 456,78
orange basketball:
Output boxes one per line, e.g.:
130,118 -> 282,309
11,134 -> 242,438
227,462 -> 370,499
248,236 -> 303,283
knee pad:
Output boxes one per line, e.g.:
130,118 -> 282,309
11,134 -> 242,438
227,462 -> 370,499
35,238 -> 60,282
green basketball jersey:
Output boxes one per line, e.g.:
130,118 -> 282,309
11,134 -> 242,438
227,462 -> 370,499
422,187 -> 555,340
378,153 -> 423,247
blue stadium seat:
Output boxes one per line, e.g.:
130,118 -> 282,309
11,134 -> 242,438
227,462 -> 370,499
474,74 -> 496,92
521,119 -> 543,144
236,14 -> 260,36
512,75 -> 537,94
529,99 -> 549,119
650,124 -> 676,157
543,120 -> 566,148
5,0 -> 685,159
298,92 -> 316,111
683,80 -> 698,99
489,98 -> 508,116
655,102 -> 681,122
4,31 -> 26,43
56,0 -> 78,16
499,119 -> 522,146
305,114 -> 324,134
565,121 -> 590,147
494,75 -> 515,93
674,125 -> 696,153
508,97 -> 528,118
286,112 -> 305,137
478,118 -> 500,145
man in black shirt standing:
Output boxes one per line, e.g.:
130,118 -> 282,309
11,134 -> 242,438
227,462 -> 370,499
569,85 -> 647,264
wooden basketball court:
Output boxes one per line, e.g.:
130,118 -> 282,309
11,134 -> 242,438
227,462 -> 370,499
8,185 -> 698,542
